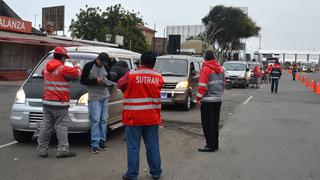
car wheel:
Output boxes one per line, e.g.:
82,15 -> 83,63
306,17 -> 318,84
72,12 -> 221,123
182,93 -> 192,111
13,129 -> 34,143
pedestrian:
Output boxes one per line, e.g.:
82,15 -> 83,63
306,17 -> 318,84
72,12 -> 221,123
109,60 -> 130,82
80,52 -> 114,154
196,50 -> 224,152
267,64 -> 273,83
270,61 -> 282,94
292,63 -> 297,81
118,52 -> 164,180
37,47 -> 81,158
252,64 -> 262,88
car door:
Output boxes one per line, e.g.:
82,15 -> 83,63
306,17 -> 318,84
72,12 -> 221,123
189,61 -> 200,101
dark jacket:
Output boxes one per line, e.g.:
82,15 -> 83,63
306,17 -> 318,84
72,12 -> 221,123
80,60 -> 112,86
270,64 -> 282,79
110,60 -> 130,82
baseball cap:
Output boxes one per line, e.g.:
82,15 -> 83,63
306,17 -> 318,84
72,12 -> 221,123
54,47 -> 69,58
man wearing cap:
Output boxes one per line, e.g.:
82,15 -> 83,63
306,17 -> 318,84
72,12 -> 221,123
37,47 -> 81,158
80,52 -> 114,154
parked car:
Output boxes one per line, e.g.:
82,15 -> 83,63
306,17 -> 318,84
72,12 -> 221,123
154,55 -> 203,110
10,46 -> 140,143
301,62 -> 314,72
223,61 -> 250,88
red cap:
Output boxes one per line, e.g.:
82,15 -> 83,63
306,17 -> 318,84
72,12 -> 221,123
54,47 -> 69,58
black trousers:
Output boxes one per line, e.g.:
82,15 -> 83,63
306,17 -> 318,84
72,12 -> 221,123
200,102 -> 222,149
271,79 -> 279,93
292,72 -> 296,81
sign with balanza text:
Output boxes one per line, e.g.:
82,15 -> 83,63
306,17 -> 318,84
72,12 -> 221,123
0,16 -> 32,33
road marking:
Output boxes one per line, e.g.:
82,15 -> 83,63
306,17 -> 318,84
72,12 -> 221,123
0,141 -> 18,149
243,96 -> 253,105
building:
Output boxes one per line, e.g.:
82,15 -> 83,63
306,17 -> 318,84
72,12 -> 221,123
152,37 -> 167,56
141,25 -> 157,47
166,25 -> 205,43
0,0 -> 82,80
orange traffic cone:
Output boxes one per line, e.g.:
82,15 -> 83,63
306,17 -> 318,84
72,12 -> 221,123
315,82 -> 320,95
301,76 -> 305,83
296,73 -> 300,80
305,79 -> 309,87
310,80 -> 315,91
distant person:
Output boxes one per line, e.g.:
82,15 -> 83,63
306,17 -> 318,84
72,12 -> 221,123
267,64 -> 273,82
37,47 -> 81,158
118,52 -> 164,180
292,63 -> 298,81
80,52 -> 114,154
270,61 -> 282,94
252,65 -> 262,88
196,50 -> 224,152
109,60 -> 130,82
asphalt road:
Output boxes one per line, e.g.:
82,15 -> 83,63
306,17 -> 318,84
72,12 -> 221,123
0,72 -> 319,180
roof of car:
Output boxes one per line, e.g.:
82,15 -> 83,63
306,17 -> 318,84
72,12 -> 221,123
157,54 -> 203,61
49,46 -> 141,59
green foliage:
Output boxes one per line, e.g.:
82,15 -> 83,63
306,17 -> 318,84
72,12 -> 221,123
202,5 -> 260,52
69,4 -> 148,53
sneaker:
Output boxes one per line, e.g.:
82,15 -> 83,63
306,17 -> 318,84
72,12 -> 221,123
152,175 -> 161,179
99,143 -> 107,150
91,147 -> 99,154
56,151 -> 76,158
38,152 -> 48,158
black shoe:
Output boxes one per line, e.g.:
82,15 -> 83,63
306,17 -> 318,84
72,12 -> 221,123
122,175 -> 135,180
99,142 -> 107,150
152,175 -> 161,179
56,151 -> 76,158
91,147 -> 100,154
198,146 -> 217,152
39,152 -> 48,158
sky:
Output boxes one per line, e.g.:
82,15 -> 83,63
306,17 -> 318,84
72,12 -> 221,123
4,0 -> 320,53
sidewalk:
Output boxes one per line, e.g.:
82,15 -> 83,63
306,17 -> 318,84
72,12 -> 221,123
166,72 -> 320,180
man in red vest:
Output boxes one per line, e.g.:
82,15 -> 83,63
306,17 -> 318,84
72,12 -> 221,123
37,47 -> 81,158
118,52 -> 164,180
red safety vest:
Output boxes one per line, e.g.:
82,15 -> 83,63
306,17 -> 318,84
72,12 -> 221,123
42,59 -> 81,107
122,68 -> 164,126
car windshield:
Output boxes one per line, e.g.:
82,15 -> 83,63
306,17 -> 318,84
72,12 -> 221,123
248,63 -> 259,70
223,63 -> 246,71
30,52 -> 98,78
154,59 -> 188,76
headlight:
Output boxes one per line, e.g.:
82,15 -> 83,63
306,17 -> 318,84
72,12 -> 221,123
14,88 -> 26,104
175,80 -> 189,89
77,93 -> 88,106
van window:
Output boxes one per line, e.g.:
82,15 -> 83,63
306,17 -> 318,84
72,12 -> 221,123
31,52 -> 98,78
193,62 -> 200,72
223,63 -> 246,71
154,59 -> 188,76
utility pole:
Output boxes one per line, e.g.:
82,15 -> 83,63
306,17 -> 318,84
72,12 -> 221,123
34,14 -> 38,29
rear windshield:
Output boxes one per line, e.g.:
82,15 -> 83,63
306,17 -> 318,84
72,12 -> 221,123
31,52 -> 98,78
223,63 -> 246,71
154,59 -> 188,76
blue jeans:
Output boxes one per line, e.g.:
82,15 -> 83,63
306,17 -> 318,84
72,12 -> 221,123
125,126 -> 162,179
88,97 -> 108,148
271,79 -> 279,93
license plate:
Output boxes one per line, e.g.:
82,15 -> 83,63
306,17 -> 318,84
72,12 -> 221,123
161,93 -> 167,99
37,122 -> 42,131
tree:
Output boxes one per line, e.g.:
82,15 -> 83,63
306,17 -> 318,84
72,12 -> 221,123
202,5 -> 260,61
69,4 -> 148,53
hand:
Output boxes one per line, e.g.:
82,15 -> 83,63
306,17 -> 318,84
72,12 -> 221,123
97,77 -> 105,85
71,60 -> 78,66
196,101 -> 201,108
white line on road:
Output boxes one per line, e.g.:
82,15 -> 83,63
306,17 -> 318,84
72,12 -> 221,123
0,141 -> 18,149
243,96 -> 254,105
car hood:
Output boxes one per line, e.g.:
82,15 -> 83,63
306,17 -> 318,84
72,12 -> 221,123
225,70 -> 246,77
162,76 -> 187,83
23,78 -> 87,100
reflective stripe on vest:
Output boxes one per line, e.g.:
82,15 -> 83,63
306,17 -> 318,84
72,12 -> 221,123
42,99 -> 70,106
123,98 -> 161,103
208,80 -> 224,85
198,82 -> 208,87
45,86 -> 69,91
196,92 -> 203,98
202,96 -> 222,101
45,81 -> 69,86
123,104 -> 161,110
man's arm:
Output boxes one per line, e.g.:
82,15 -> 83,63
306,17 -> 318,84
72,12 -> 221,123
61,65 -> 81,81
196,66 -> 210,102
117,71 -> 129,93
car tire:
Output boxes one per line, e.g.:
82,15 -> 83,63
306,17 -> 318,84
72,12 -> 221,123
182,93 -> 192,111
13,129 -> 34,143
